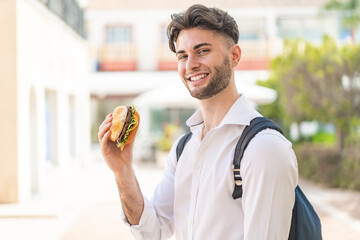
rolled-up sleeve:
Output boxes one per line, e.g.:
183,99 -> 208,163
241,129 -> 298,240
121,197 -> 161,239
121,137 -> 181,239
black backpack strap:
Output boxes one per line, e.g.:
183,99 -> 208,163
176,132 -> 193,162
232,117 -> 284,199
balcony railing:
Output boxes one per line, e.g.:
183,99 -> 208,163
157,44 -> 177,70
236,40 -> 271,70
37,0 -> 85,38
97,43 -> 137,71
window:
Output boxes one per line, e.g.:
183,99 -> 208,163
236,18 -> 266,40
106,25 -> 132,43
277,17 -> 326,41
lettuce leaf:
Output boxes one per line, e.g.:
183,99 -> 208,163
116,106 -> 137,150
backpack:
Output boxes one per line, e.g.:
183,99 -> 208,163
176,117 -> 322,240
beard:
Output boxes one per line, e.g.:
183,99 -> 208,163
185,56 -> 232,100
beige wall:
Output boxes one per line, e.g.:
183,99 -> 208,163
0,0 -> 90,203
16,0 -> 90,201
0,0 -> 18,203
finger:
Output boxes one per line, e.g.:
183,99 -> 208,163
98,122 -> 112,142
98,121 -> 111,140
104,113 -> 112,120
100,129 -> 111,144
99,115 -> 113,131
99,115 -> 112,130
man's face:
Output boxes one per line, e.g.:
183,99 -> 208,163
175,28 -> 233,100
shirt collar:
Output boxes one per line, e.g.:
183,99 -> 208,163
186,94 -> 256,130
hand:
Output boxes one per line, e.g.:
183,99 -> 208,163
98,113 -> 134,176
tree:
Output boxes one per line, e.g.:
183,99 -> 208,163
268,37 -> 360,151
256,76 -> 285,126
324,0 -> 360,44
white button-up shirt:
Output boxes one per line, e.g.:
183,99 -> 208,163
124,95 -> 298,240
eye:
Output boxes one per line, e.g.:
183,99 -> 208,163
198,49 -> 209,55
177,54 -> 187,61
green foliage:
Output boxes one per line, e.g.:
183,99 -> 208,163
346,119 -> 360,146
295,144 -> 341,185
267,36 -> 360,150
310,131 -> 336,145
296,144 -> 360,190
338,150 -> 360,189
257,77 -> 285,127
262,12 -> 360,189
156,124 -> 181,151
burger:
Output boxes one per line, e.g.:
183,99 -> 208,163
109,105 -> 140,151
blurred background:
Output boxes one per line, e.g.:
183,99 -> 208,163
0,0 -> 359,239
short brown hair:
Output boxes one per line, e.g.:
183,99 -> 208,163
167,4 -> 239,53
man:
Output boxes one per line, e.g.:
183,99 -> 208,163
98,4 -> 298,240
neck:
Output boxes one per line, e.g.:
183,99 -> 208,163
198,81 -> 240,139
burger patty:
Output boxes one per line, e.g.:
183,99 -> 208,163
116,106 -> 132,144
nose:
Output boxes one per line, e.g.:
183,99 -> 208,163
186,55 -> 200,71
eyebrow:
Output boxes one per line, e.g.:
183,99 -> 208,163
176,42 -> 212,55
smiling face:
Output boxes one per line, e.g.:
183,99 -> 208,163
176,28 -> 236,100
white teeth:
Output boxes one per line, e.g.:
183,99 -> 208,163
190,74 -> 207,81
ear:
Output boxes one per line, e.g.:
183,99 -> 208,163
230,45 -> 241,68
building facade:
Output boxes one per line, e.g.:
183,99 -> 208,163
0,0 -> 90,203
86,0 -> 343,73
85,0 -> 345,162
